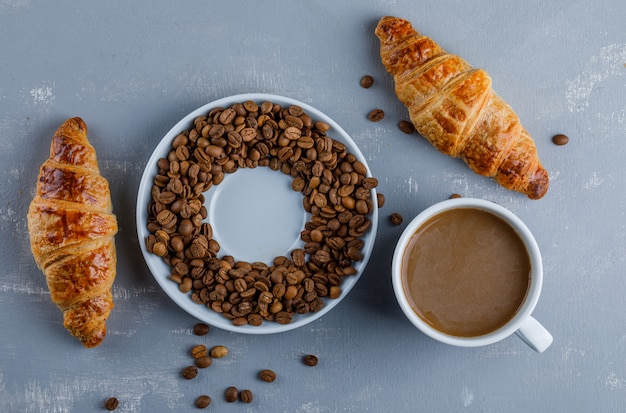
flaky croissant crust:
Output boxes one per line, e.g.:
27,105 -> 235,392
376,16 -> 548,199
27,117 -> 118,348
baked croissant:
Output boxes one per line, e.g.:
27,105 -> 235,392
375,16 -> 548,199
27,117 -> 118,348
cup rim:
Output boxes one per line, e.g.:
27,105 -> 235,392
391,198 -> 543,347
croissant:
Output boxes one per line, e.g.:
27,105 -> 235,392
375,16 -> 548,199
27,117 -> 118,348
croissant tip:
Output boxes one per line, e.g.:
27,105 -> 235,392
525,168 -> 549,200
375,16 -> 414,43
80,326 -> 107,348
63,117 -> 88,134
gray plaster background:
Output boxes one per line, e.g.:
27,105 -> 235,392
1,1 -> 625,412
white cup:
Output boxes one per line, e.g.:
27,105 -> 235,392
391,198 -> 553,352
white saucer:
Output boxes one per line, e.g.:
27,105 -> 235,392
136,93 -> 378,334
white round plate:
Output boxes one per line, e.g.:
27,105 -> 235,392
136,93 -> 378,334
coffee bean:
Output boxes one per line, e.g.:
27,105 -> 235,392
360,75 -> 374,88
210,345 -> 228,358
195,355 -> 213,369
390,212 -> 403,226
275,311 -> 292,324
193,323 -> 210,336
240,389 -> 253,403
151,242 -> 167,257
368,109 -> 385,122
247,313 -> 263,326
552,133 -> 569,145
179,277 -> 192,293
376,193 -> 385,208
195,395 -> 211,409
104,397 -> 119,411
225,386 -> 238,403
303,354 -> 318,366
398,120 -> 415,134
219,108 -> 236,125
182,365 -> 198,380
191,344 -> 207,359
450,193 -> 462,199
259,369 -> 277,382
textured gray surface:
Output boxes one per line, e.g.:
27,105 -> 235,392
1,1 -> 625,412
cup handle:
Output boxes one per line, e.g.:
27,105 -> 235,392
515,316 -> 553,353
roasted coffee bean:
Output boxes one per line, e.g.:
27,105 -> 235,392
450,193 -> 462,199
275,311 -> 292,324
195,395 -> 211,409
368,109 -> 385,122
259,369 -> 277,382
240,389 -> 253,403
390,212 -> 403,226
193,323 -> 210,336
151,242 -> 167,257
104,397 -> 119,411
360,75 -> 374,88
292,177 -> 305,192
329,285 -> 341,299
182,365 -> 198,380
315,121 -> 331,132
219,107 -> 236,124
303,354 -> 318,366
210,345 -> 228,358
398,120 -> 415,134
288,105 -> 303,117
362,177 -> 378,190
196,355 -> 213,369
552,133 -> 569,145
179,277 -> 193,293
376,193 -> 385,208
248,313 -> 263,326
281,284 -> 296,300
232,316 -> 248,326
225,386 -> 238,403
191,344 -> 207,359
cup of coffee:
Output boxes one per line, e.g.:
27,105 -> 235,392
392,198 -> 553,352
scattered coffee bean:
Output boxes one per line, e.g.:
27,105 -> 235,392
368,109 -> 385,122
390,212 -> 403,226
360,75 -> 374,88
303,354 -> 318,366
195,395 -> 211,409
259,369 -> 277,382
240,389 -> 253,403
104,397 -> 119,411
225,386 -> 238,403
210,345 -> 228,358
376,193 -> 385,208
552,133 -> 569,145
193,323 -> 210,336
398,120 -> 415,134
195,355 -> 213,369
450,193 -> 462,199
191,344 -> 207,359
182,365 -> 198,380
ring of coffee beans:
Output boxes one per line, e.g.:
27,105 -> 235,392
145,100 -> 378,326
